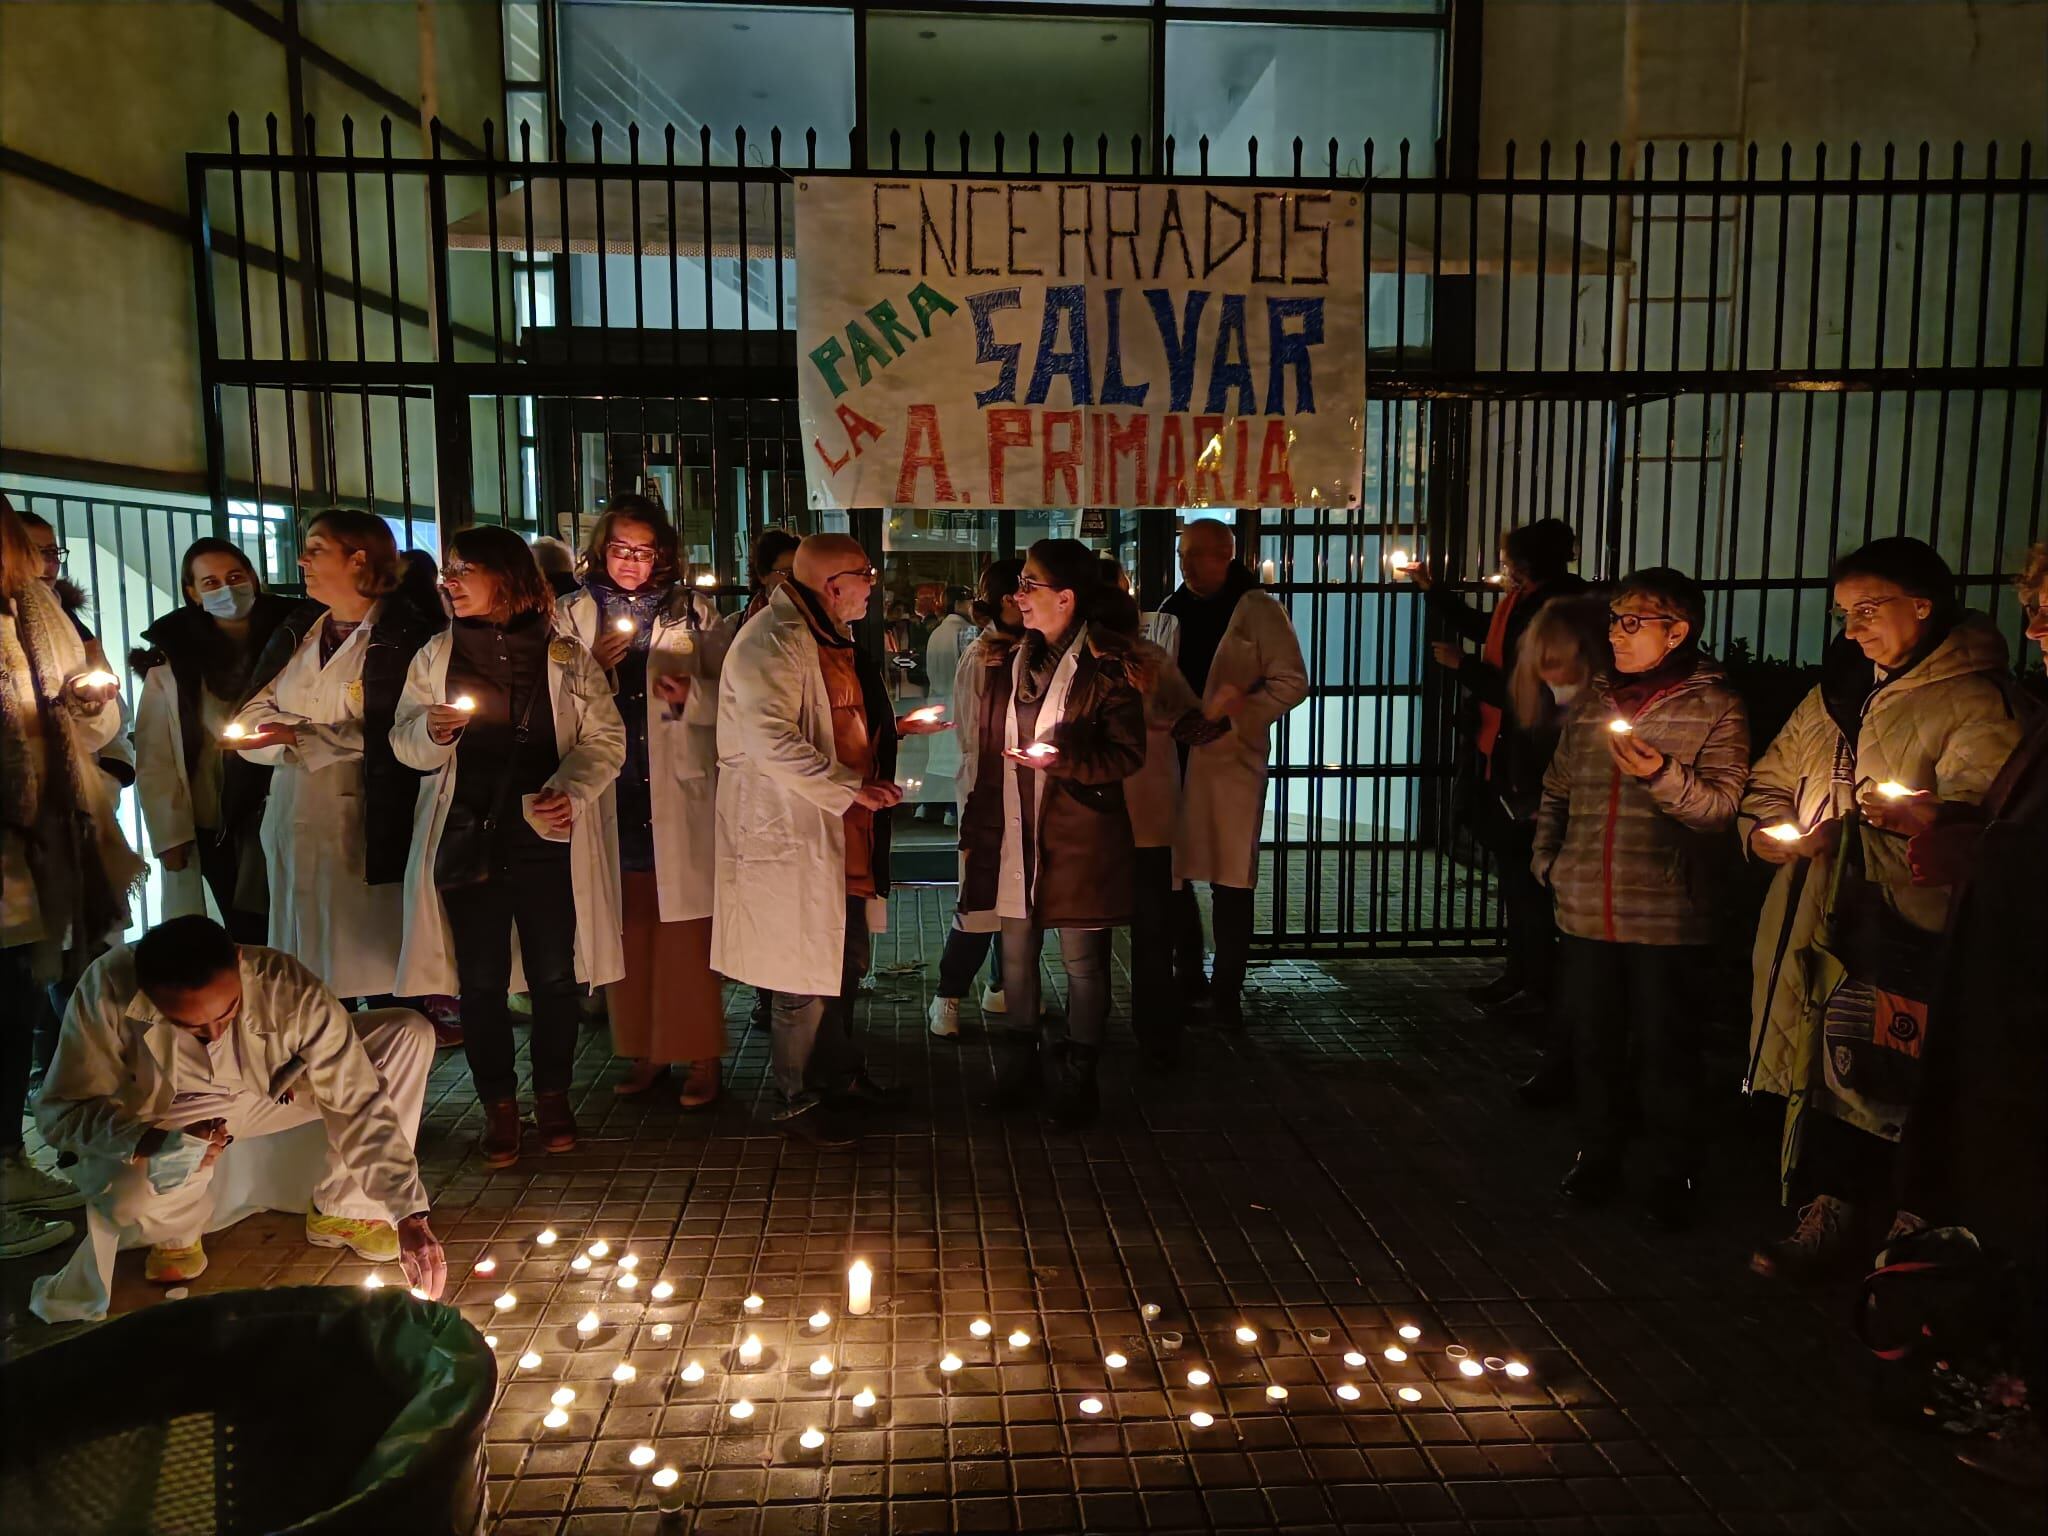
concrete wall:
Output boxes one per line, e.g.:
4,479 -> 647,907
0,0 -> 505,499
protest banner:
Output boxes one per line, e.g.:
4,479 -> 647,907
795,177 -> 1365,511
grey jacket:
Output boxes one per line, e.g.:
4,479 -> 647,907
1532,660 -> 1751,946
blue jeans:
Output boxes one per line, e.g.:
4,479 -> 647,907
999,921 -> 1112,1049
936,923 -> 1003,1000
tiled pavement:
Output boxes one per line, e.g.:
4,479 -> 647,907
4,887 -> 2038,1534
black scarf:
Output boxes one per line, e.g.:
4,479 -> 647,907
1161,561 -> 1257,695
1016,625 -> 1080,706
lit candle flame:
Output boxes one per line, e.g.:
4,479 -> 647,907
810,1310 -> 833,1330
652,1323 -> 673,1341
551,1387 -> 576,1408
1398,1324 -> 1421,1341
908,706 -> 944,723
651,1280 -> 674,1301
1386,550 -> 1413,570
517,1351 -> 542,1370
1023,742 -> 1057,760
1398,1386 -> 1423,1403
362,1273 -> 384,1290
615,617 -> 636,634
852,1388 -> 877,1411
1764,822 -> 1805,843
939,1353 -> 963,1373
728,1399 -> 755,1420
737,1334 -> 762,1363
535,1228 -> 557,1246
695,572 -> 718,588
800,1426 -> 825,1450
968,1319 -> 992,1338
587,1241 -> 609,1259
1265,1385 -> 1289,1402
742,1292 -> 763,1311
679,1361 -> 705,1383
1078,1398 -> 1104,1415
1458,1358 -> 1485,1377
1343,1351 -> 1367,1368
1504,1360 -> 1530,1379
494,1291 -> 516,1311
571,1255 -> 592,1272
629,1445 -> 656,1468
1336,1383 -> 1361,1401
1876,780 -> 1914,799
1235,1325 -> 1259,1344
618,1254 -> 639,1271
1103,1352 -> 1127,1370
617,1273 -> 638,1291
847,1261 -> 873,1316
1189,1410 -> 1214,1428
810,1355 -> 834,1377
452,695 -> 477,713
1186,1369 -> 1211,1387
542,1408 -> 568,1429
1384,1346 -> 1408,1363
577,1311 -> 599,1335
612,1362 -> 637,1383
651,1466 -> 680,1489
1607,717 -> 1634,735
1007,1330 -> 1032,1349
223,721 -> 248,741
474,1256 -> 497,1275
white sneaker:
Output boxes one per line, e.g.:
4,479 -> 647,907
1,1150 -> 84,1213
0,1204 -> 74,1260
928,996 -> 961,1039
980,986 -> 1008,1016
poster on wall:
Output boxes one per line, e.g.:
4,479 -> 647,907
795,176 -> 1365,511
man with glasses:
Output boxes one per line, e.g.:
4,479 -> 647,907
712,533 -> 949,1145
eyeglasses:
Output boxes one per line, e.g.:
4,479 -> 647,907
441,562 -> 478,583
1014,576 -> 1056,597
34,543 -> 66,565
604,541 -> 658,565
825,564 -> 877,588
1831,595 -> 1905,628
1608,611 -> 1679,635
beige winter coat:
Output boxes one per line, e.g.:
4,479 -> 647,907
1741,615 -> 2033,1110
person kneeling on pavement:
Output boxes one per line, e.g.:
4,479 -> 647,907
29,914 -> 446,1321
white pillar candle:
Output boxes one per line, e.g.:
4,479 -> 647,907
652,1466 -> 683,1514
847,1261 -> 872,1316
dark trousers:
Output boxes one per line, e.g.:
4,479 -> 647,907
2,947 -> 36,1155
1130,847 -> 1179,1055
1563,935 -> 1707,1180
1799,1110 -> 1900,1210
444,849 -> 581,1102
935,923 -> 1003,1000
1470,795 -> 1554,998
196,828 -> 268,946
771,896 -> 870,1110
1172,882 -> 1254,997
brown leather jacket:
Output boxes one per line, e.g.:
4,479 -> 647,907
957,626 -> 1146,928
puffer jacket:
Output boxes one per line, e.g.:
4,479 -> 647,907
1740,613 -> 2032,1107
1531,658 -> 1750,947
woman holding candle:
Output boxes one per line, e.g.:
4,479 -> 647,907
558,496 -> 730,1108
391,526 -> 625,1167
231,511 -> 442,1001
956,540 -> 1147,1127
1741,537 -> 2030,1278
1532,568 -> 1749,1230
0,497 -> 144,1253
1895,544 -> 2048,1487
132,536 -> 297,941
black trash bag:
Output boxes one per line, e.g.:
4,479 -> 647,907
0,1286 -> 494,1535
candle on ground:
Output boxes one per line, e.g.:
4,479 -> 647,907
1336,1384 -> 1361,1401
939,1353 -> 962,1374
737,1334 -> 762,1364
728,1399 -> 755,1420
1265,1385 -> 1289,1402
551,1387 -> 575,1407
652,1324 -> 673,1341
1007,1330 -> 1032,1349
742,1292 -> 763,1312
517,1351 -> 542,1370
852,1387 -> 877,1415
810,1310 -> 832,1331
1398,1324 -> 1421,1341
1186,1369 -> 1211,1387
810,1355 -> 834,1377
577,1311 -> 600,1336
618,1254 -> 639,1271
542,1409 -> 568,1429
1103,1352 -> 1127,1370
652,1466 -> 683,1514
679,1361 -> 705,1383
968,1318 -> 992,1338
571,1256 -> 592,1273
587,1240 -> 610,1259
1398,1387 -> 1423,1403
847,1261 -> 873,1316
613,1363 -> 637,1384
800,1427 -> 825,1451
1189,1411 -> 1215,1428
1234,1325 -> 1259,1344
1078,1398 -> 1104,1416
1141,1303 -> 1161,1321
629,1445 -> 656,1468
617,1273 -> 638,1291
494,1291 -> 517,1311
535,1228 -> 557,1247
1458,1358 -> 1485,1377
1343,1351 -> 1367,1368
1505,1360 -> 1531,1379
473,1256 -> 497,1276
651,1281 -> 674,1301
1384,1346 -> 1408,1363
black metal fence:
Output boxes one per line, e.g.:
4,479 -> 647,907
171,116 -> 2046,952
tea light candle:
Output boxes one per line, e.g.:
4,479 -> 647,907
1397,1386 -> 1423,1403
810,1355 -> 834,1377
1157,1331 -> 1184,1351
1234,1325 -> 1259,1345
362,1273 -> 384,1289
651,1281 -> 674,1301
452,695 -> 477,714
614,617 -> 636,634
617,1273 -> 638,1291
571,1255 -> 592,1273
1189,1410 -> 1215,1428
1504,1360 -> 1531,1379
484,1335 -> 499,1349
612,1363 -> 637,1384
1078,1398 -> 1104,1416
652,1466 -> 682,1513
695,572 -> 719,588
652,1323 -> 673,1341
1007,1330 -> 1031,1349
907,705 -> 944,723
742,1293 -> 763,1312
517,1351 -> 542,1370
577,1311 -> 600,1336
618,1254 -> 639,1271
1141,1303 -> 1161,1321
847,1261 -> 872,1316
1607,716 -> 1634,735
222,721 -> 248,741
494,1291 -> 517,1311
799,1427 -> 825,1451
535,1228 -> 558,1247
76,669 -> 120,691
1343,1351 -> 1367,1368
1458,1358 -> 1485,1378
473,1256 -> 497,1276
1384,1346 -> 1408,1363
1876,780 -> 1914,799
737,1335 -> 762,1365
1764,822 -> 1805,843
1336,1383 -> 1361,1402
629,1445 -> 656,1468
1021,741 -> 1057,761
1265,1385 -> 1289,1402
551,1387 -> 576,1408
1398,1324 -> 1421,1341
542,1408 -> 569,1430
810,1310 -> 832,1331
1103,1352 -> 1127,1370
1186,1368 -> 1211,1387
679,1361 -> 705,1384
587,1240 -> 610,1259
852,1387 -> 877,1416
1386,549 -> 1413,571
1307,1327 -> 1332,1346
409,1287 -> 430,1301
968,1319 -> 992,1339
939,1353 -> 963,1374
728,1399 -> 755,1420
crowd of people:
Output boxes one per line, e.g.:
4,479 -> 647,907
2,489 -> 2042,1479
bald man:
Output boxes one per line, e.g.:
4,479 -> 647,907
711,535 -> 948,1145
1160,517 -> 1308,1029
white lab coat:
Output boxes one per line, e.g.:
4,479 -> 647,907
712,583 -> 877,998
389,628 -> 628,996
1129,628 -> 1199,851
559,588 -> 728,922
131,662 -> 215,919
30,943 -> 432,1323
1178,588 -> 1309,890
236,608 -> 405,997
922,611 -> 977,786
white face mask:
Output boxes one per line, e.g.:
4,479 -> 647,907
1547,681 -> 1584,707
199,583 -> 256,620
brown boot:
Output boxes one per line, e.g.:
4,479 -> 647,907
534,1091 -> 579,1153
679,1059 -> 721,1110
480,1099 -> 522,1169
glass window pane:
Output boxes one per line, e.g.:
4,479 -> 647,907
1175,0 -> 1441,10
505,0 -> 544,82
868,13 -> 1150,173
561,3 -> 856,168
1166,22 -> 1441,176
